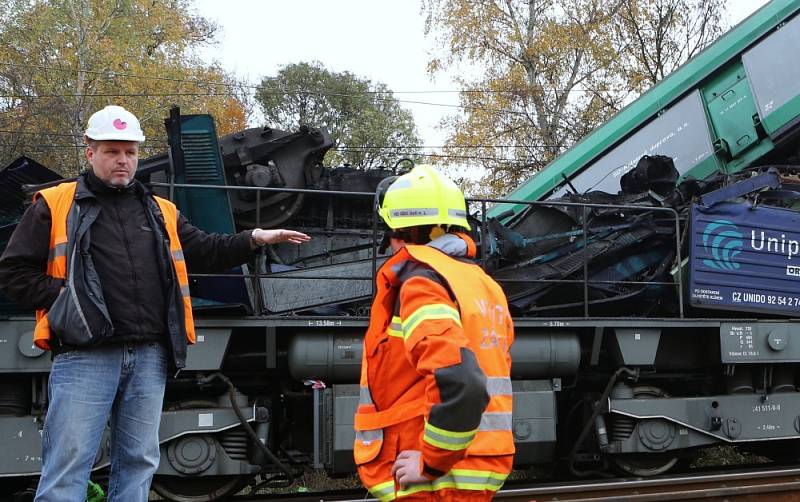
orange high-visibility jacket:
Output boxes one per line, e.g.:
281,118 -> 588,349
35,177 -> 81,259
32,181 -> 195,350
354,233 -> 514,501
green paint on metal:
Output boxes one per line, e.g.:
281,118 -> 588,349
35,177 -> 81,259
726,138 -> 776,173
172,114 -> 236,234
700,60 -> 746,104
762,94 -> 800,134
679,156 -> 721,184
706,75 -> 759,159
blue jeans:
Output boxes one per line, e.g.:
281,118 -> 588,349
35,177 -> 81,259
35,341 -> 168,502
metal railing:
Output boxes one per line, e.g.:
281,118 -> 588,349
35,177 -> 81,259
471,196 -> 684,318
149,180 -> 685,319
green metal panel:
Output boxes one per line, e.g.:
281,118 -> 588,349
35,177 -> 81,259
703,63 -> 760,159
166,112 -> 250,309
490,0 -> 800,217
763,94 -> 800,134
685,156 -> 722,183
725,136 -> 776,173
170,114 -> 236,234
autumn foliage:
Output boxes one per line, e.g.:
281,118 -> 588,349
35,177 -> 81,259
0,0 -> 250,175
423,0 -> 725,196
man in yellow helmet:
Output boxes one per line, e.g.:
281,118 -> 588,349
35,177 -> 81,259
354,165 -> 515,501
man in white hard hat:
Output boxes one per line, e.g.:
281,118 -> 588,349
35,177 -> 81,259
0,105 -> 310,501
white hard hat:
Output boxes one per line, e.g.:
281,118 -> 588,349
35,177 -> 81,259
84,105 -> 145,142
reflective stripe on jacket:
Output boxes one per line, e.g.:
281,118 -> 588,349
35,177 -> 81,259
354,233 -> 514,498
32,181 -> 195,350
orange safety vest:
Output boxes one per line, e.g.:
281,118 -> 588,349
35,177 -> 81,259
32,181 -> 195,350
354,239 -> 514,500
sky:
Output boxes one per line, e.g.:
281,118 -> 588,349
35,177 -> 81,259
194,0 -> 771,150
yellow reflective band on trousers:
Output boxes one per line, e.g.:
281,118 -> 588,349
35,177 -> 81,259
368,479 -> 397,502
387,315 -> 403,338
423,420 -> 477,451
396,468 -> 508,497
401,303 -> 461,341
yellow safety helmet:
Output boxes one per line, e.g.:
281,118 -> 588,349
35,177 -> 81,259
378,164 -> 470,230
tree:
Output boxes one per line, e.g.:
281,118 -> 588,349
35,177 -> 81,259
615,0 -> 725,92
423,0 -> 726,196
0,0 -> 251,174
255,62 -> 421,169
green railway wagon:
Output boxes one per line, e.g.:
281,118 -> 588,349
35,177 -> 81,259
491,0 -> 800,215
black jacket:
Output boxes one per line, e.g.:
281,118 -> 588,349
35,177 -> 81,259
0,171 -> 255,367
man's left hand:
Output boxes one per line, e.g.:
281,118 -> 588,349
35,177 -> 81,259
251,229 -> 311,247
391,450 -> 430,489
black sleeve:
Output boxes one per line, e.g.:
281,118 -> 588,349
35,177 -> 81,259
429,347 -> 489,432
176,214 -> 255,273
0,199 -> 64,310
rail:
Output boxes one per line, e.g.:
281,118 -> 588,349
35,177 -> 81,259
496,465 -> 800,502
232,465 -> 800,501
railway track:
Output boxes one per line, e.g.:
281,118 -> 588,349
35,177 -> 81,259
494,466 -> 800,501
238,465 -> 800,502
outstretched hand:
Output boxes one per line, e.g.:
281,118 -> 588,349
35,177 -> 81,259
252,229 -> 311,246
391,450 -> 430,489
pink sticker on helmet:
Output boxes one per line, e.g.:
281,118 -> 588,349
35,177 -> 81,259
112,118 -> 127,130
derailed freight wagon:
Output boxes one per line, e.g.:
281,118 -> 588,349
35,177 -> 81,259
3,0 -> 800,500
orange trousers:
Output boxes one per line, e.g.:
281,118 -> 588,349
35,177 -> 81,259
357,417 -> 513,501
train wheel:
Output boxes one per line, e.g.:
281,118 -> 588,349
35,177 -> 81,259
152,475 -> 250,502
611,385 -> 679,476
152,399 -> 253,502
612,454 -> 679,477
